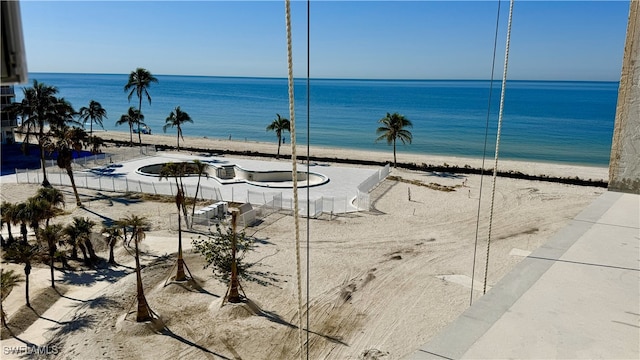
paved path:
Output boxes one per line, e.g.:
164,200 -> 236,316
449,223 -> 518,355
407,191 -> 640,359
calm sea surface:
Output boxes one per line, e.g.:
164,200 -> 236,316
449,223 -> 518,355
17,73 -> 618,166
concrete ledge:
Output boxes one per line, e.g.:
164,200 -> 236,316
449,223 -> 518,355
406,191 -> 636,359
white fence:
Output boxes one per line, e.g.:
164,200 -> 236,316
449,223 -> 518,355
356,164 -> 391,210
246,189 -> 356,218
15,167 -> 223,202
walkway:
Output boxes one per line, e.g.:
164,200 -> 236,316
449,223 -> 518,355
407,191 -> 640,359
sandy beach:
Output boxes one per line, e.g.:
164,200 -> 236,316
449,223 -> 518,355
0,132 -> 607,359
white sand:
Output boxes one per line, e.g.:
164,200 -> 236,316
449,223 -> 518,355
0,133 -> 607,359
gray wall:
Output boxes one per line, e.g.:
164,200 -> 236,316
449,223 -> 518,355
609,0 -> 640,194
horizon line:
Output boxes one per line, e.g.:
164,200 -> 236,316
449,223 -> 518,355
24,71 -> 621,83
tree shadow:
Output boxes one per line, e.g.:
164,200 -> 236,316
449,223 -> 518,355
50,313 -> 97,335
159,326 -> 232,360
79,207 -> 115,225
245,300 -> 349,346
59,266 -> 130,287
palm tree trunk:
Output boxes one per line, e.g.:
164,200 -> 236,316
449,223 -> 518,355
1,301 -> 7,328
78,243 -> 89,265
38,133 -> 50,187
71,242 -> 78,259
129,124 -> 133,146
393,139 -> 397,168
176,211 -> 186,281
191,176 -> 202,222
108,242 -> 115,264
137,97 -> 143,147
65,166 -> 82,206
85,238 -> 98,263
134,237 -> 152,322
6,223 -> 14,244
24,262 -> 31,307
277,136 -> 281,159
228,211 -> 241,303
49,247 -> 56,288
20,223 -> 27,244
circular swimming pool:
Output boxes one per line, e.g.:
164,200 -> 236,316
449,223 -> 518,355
136,162 -> 329,188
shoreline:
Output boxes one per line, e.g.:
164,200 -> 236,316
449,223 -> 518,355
95,130 -> 609,184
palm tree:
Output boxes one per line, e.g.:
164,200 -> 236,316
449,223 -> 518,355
124,68 -> 158,147
1,202 -> 17,246
24,197 -> 53,237
88,135 -> 104,154
163,106 -> 193,151
115,107 -> 144,147
375,112 -> 413,167
43,125 -> 88,206
13,81 -> 60,186
1,269 -> 23,327
6,242 -> 39,307
266,113 -> 291,159
190,160 -> 210,221
36,224 -> 64,289
13,202 -> 29,244
102,225 -> 122,265
64,217 -> 97,266
160,163 -> 188,281
35,187 -> 65,227
117,214 -> 153,322
78,100 -> 107,137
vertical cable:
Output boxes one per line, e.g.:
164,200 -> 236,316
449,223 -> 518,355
484,0 -> 515,295
305,0 -> 311,358
470,0 -> 502,306
284,0 -> 304,357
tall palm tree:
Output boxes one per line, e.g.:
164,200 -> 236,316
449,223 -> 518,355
160,163 -> 188,281
78,100 -> 107,137
43,125 -> 88,206
163,106 -> 193,151
115,107 -> 144,147
36,224 -> 64,289
124,68 -> 158,147
266,113 -> 291,159
1,269 -> 23,327
6,242 -> 39,307
13,81 -> 60,186
1,202 -> 17,246
190,160 -> 210,221
117,214 -> 153,322
375,112 -> 413,168
102,225 -> 122,265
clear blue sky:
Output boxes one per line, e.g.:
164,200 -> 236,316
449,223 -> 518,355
19,0 -> 630,81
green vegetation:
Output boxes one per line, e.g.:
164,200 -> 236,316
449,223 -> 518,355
266,113 -> 291,159
163,106 -> 193,151
375,112 -> 413,168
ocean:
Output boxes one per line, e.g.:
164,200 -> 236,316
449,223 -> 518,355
16,73 -> 618,166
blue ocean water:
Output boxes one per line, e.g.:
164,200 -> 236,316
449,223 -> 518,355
17,73 -> 618,166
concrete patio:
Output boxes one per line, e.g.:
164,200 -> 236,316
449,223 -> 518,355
407,190 -> 640,359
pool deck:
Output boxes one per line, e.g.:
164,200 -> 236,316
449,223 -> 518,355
406,190 -> 640,359
4,151 -> 383,213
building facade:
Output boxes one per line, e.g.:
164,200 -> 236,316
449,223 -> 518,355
1,85 -> 18,144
